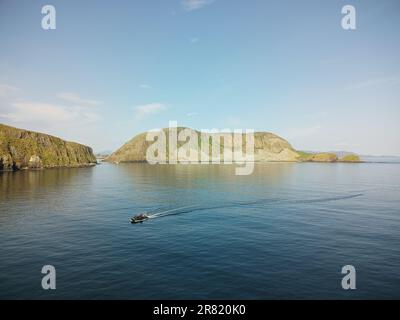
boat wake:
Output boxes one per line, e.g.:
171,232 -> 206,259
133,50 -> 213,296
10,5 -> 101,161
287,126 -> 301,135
147,205 -> 199,219
139,193 -> 364,221
290,193 -> 364,204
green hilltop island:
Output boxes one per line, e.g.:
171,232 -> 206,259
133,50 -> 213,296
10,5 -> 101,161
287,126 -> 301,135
105,127 -> 362,164
0,124 -> 361,172
0,123 -> 97,171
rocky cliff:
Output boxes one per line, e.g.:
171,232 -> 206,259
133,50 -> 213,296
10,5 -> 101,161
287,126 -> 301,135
106,128 -> 300,163
0,123 -> 97,171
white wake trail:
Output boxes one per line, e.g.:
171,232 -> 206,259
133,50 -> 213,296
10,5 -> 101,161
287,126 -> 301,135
147,205 -> 198,219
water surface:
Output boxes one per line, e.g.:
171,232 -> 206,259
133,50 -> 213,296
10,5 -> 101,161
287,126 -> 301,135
0,163 -> 399,299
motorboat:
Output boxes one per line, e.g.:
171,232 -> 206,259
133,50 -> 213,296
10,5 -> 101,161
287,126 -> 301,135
131,213 -> 149,223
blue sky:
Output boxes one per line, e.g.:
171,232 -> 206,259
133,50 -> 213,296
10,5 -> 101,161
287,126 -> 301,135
0,0 -> 399,155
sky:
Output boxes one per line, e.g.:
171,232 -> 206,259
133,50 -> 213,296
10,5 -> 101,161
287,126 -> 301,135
0,0 -> 399,155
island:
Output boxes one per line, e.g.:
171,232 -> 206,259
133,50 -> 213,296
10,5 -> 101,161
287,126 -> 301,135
0,123 -> 97,171
105,127 -> 361,164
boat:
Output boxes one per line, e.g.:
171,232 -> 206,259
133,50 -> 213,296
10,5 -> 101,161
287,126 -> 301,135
131,213 -> 149,223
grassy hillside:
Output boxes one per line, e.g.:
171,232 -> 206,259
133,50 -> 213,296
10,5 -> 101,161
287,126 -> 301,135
0,123 -> 97,171
339,154 -> 361,162
298,151 -> 361,163
106,127 -> 300,163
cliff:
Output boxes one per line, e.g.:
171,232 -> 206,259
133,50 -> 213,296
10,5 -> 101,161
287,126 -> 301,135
0,123 -> 97,171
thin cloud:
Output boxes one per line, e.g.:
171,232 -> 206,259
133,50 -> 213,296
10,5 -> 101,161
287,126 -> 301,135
139,84 -> 151,89
0,84 -> 19,96
344,77 -> 400,91
0,102 -> 100,125
134,103 -> 166,119
186,112 -> 199,117
181,0 -> 215,11
57,92 -> 102,106
190,37 -> 199,44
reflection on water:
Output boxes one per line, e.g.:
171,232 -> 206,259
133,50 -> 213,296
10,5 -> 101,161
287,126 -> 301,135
0,167 -> 92,201
0,163 -> 400,299
115,163 -> 295,210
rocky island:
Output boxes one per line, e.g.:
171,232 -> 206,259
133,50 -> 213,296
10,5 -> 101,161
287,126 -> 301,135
297,151 -> 361,163
106,128 -> 299,163
0,123 -> 97,171
105,127 -> 361,164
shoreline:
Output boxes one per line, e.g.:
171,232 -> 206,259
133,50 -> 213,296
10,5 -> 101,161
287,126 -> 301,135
3,160 -> 400,173
0,162 -> 97,173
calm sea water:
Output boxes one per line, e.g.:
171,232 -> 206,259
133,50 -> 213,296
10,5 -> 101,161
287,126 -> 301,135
0,163 -> 399,299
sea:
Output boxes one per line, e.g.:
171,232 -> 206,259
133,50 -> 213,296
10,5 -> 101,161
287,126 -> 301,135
0,162 -> 399,299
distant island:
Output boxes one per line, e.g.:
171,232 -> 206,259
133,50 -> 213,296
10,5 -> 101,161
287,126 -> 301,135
296,151 -> 361,163
105,127 -> 361,164
0,123 -> 96,171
